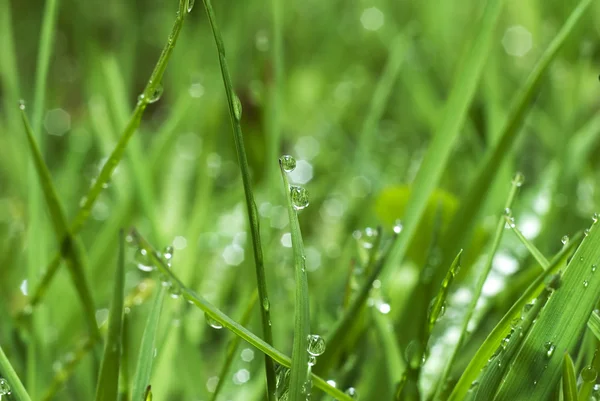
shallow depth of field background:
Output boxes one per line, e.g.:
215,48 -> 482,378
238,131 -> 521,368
1,0 -> 599,400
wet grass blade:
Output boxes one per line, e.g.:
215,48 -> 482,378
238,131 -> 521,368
447,232 -> 582,400
129,229 -> 354,401
434,175 -> 520,399
587,311 -> 600,341
494,220 -> 600,400
94,231 -> 126,401
200,1 -> 276,398
427,250 -> 463,337
210,290 -> 259,401
20,106 -> 99,337
439,0 -> 593,268
24,0 -> 188,313
131,287 -> 167,401
278,160 -> 311,401
505,216 -> 550,270
384,0 -> 504,272
0,344 -> 32,401
563,353 -> 578,401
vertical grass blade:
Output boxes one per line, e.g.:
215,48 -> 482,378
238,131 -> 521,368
130,287 -> 167,401
562,353 -> 578,401
0,344 -> 32,401
494,220 -> 600,400
427,250 -> 463,337
439,0 -> 593,269
435,174 -> 520,399
94,231 -> 126,401
129,230 -> 353,401
200,1 -> 276,398
20,106 -> 99,337
447,233 -> 582,400
279,160 -> 311,401
588,311 -> 600,341
383,0 -> 504,272
24,0 -> 188,313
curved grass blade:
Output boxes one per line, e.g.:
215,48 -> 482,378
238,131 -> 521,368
278,160 -> 311,401
434,175 -> 520,399
427,250 -> 463,337
505,215 -> 550,270
563,353 -> 578,401
588,311 -> 600,341
129,229 -> 354,401
0,344 -> 32,401
210,290 -> 259,401
130,287 -> 167,401
24,0 -> 188,314
447,232 -> 582,400
20,106 -> 99,337
94,231 -> 126,401
493,220 -> 600,400
200,1 -> 277,398
439,0 -> 593,273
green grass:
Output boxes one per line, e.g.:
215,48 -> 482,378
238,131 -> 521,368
1,0 -> 600,400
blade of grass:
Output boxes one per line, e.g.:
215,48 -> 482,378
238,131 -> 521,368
23,0 -> 188,314
94,230 -> 126,401
505,215 -> 550,270
0,344 -> 32,401
588,311 -> 600,341
279,160 -> 311,401
200,1 -> 276,399
20,105 -> 99,337
447,232 -> 582,400
210,290 -> 259,401
493,219 -> 600,400
438,0 -> 593,273
563,353 -> 578,401
426,250 -> 463,339
435,173 -> 521,399
130,286 -> 167,401
129,229 -> 355,401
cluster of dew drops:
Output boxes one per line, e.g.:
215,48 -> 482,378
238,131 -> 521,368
0,378 -> 11,399
280,155 -> 310,211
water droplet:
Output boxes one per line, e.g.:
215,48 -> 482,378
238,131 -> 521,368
290,186 -> 309,210
544,342 -> 555,358
233,94 -> 242,120
584,280 -> 589,288
308,355 -> 316,366
186,0 -> 195,12
512,172 -> 525,187
469,380 -> 479,391
503,207 -> 512,216
262,297 -> 270,311
280,155 -> 297,172
135,248 -> 155,272
163,245 -> 174,260
170,286 -> 182,299
137,94 -> 146,104
307,334 -> 326,356
205,313 -> 223,329
344,387 -> 358,399
147,85 -> 163,103
561,235 -> 569,245
393,220 -> 403,234
593,213 -> 599,224
18,99 -> 26,111
593,264 -> 597,273
505,216 -> 516,229
582,365 -> 598,382
0,378 -> 11,395
585,229 -> 590,237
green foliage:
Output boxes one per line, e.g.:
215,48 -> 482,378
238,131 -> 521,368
1,0 -> 600,399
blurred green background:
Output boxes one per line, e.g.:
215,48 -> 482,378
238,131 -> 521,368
0,0 -> 599,400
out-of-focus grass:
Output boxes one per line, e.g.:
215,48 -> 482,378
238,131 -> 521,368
1,0 -> 600,400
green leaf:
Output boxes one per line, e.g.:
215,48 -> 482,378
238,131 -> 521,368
94,231 -> 126,401
129,229 -> 355,401
278,160 -> 311,401
448,232 -> 581,400
199,0 -> 277,397
587,311 -> 600,342
131,286 -> 167,401
0,344 -> 32,401
20,106 -> 98,338
427,250 -> 463,337
562,353 -> 578,401
494,220 -> 600,400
